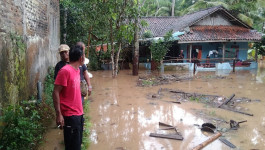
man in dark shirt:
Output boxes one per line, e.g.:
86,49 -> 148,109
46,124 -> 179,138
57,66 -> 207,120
54,44 -> 70,79
76,42 -> 92,104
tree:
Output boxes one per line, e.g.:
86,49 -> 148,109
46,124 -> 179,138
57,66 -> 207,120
60,0 -> 139,77
149,31 -> 173,69
171,0 -> 175,16
254,36 -> 265,56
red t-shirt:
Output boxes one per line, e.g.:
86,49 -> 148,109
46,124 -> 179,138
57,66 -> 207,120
55,64 -> 83,116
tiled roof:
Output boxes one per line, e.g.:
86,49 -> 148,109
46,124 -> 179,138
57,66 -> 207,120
140,5 -> 253,38
178,26 -> 262,43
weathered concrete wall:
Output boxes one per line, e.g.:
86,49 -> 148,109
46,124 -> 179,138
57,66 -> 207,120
0,0 -> 60,106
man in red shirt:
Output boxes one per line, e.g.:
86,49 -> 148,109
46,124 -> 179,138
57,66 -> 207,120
53,45 -> 85,150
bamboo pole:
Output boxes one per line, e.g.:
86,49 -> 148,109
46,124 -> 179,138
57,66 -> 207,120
192,132 -> 222,150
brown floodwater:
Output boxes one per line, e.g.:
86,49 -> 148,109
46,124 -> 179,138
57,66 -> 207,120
39,61 -> 265,150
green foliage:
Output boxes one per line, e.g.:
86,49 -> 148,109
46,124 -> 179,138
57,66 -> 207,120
60,0 -> 139,76
253,36 -> 265,56
142,80 -> 154,86
43,67 -> 55,107
149,30 -> 173,62
81,100 -> 91,150
189,96 -> 200,102
142,30 -> 153,38
89,49 -> 101,71
0,68 -> 57,149
0,102 -> 44,150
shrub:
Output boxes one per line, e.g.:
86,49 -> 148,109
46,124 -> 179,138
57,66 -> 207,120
0,67 -> 55,150
0,102 -> 44,150
43,67 -> 55,107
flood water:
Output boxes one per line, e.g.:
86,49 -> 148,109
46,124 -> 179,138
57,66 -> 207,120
39,61 -> 265,150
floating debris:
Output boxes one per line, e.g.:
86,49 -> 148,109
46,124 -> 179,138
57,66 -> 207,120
138,74 -> 192,87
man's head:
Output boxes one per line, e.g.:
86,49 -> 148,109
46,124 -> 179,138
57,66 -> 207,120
69,45 -> 84,65
58,44 -> 70,62
181,50 -> 183,53
76,42 -> 85,52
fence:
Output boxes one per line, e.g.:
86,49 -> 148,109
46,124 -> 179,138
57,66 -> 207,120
163,57 -> 241,73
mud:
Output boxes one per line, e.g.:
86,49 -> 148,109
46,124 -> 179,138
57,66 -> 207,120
40,61 -> 265,150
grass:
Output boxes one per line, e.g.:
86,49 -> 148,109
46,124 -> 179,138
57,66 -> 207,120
82,99 -> 91,150
142,80 -> 155,86
189,96 -> 200,102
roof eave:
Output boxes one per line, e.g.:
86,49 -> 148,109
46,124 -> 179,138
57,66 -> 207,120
178,39 -> 261,44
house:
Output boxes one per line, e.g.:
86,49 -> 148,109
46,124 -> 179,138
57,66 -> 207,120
139,6 -> 262,71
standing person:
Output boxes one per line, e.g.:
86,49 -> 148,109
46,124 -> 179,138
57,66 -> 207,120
76,42 -> 92,104
179,49 -> 184,63
52,45 -> 85,150
54,44 -> 70,79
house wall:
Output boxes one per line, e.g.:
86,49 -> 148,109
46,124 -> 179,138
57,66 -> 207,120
0,0 -> 60,106
194,13 -> 232,26
180,42 -> 248,62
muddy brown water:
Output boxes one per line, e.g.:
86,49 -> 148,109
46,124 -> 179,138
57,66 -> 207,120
39,62 -> 265,150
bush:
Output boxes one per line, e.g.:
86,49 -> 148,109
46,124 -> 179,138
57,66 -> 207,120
81,100 -> 91,150
0,68 -> 55,150
254,36 -> 265,56
43,67 -> 55,107
0,102 -> 44,150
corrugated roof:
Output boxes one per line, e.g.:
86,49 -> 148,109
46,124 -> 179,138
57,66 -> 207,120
178,26 -> 262,43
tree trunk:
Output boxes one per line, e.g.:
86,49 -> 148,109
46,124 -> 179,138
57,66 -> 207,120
63,8 -> 67,43
109,19 -> 115,77
115,43 -> 122,76
133,0 -> 139,76
171,0 -> 175,16
86,26 -> 93,58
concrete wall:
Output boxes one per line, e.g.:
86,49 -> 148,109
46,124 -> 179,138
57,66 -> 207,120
0,0 -> 60,105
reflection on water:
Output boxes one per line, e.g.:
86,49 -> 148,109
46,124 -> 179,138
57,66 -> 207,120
89,62 -> 265,150
39,62 -> 265,150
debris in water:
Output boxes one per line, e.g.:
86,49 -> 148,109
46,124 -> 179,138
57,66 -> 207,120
219,138 -> 236,149
149,122 -> 183,140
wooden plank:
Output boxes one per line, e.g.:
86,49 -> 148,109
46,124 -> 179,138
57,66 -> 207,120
149,133 -> 183,140
192,132 -> 222,150
220,107 -> 253,116
218,94 -> 235,108
219,138 -> 236,148
159,122 -> 173,127
158,127 -> 175,130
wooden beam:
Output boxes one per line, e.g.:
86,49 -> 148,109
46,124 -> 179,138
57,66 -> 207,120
150,133 -> 183,140
192,132 -> 222,150
220,107 -> 253,116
